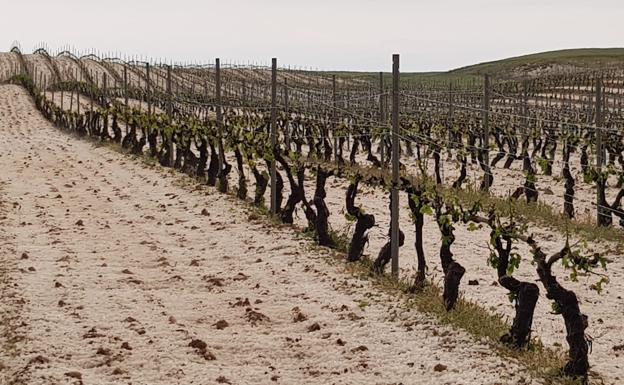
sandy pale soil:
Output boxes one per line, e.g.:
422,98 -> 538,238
228,147 -> 624,384
0,84 -> 546,384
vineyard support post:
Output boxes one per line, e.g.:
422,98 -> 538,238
596,76 -> 604,169
284,79 -> 290,151
379,71 -> 385,169
270,58 -> 278,215
483,74 -> 491,189
76,68 -> 80,115
103,72 -> 107,104
60,75 -> 64,110
215,58 -> 225,190
332,75 -> 338,162
522,78 -> 528,140
146,62 -> 151,116
595,75 -> 604,224
391,53 -> 400,278
447,82 -> 453,157
123,66 -> 128,108
166,65 -> 174,166
90,70 -> 94,113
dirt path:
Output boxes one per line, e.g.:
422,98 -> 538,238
0,85 -> 547,384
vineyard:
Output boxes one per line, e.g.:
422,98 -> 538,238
1,44 -> 624,384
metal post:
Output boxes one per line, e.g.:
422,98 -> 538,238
215,58 -> 225,184
90,70 -> 94,113
123,66 -> 128,107
60,77 -> 64,110
379,72 -> 385,168
284,79 -> 290,151
390,54 -> 400,278
146,63 -> 151,115
596,75 -> 604,224
166,65 -> 174,166
482,74 -> 491,189
102,72 -> 107,105
332,75 -> 338,162
447,82 -> 453,157
76,68 -> 80,115
270,58 -> 278,215
596,76 -> 603,168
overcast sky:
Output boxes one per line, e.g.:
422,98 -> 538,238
3,0 -> 623,72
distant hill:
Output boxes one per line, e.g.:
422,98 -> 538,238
329,48 -> 624,85
450,48 -> 624,76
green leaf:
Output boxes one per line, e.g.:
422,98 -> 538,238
420,205 -> 433,216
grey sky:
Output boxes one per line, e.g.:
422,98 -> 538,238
4,0 -> 623,72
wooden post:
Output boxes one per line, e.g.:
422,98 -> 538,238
379,72 -> 385,168
482,74 -> 491,189
390,54 -> 400,278
166,65 -> 174,166
270,58 -> 278,215
332,75 -> 338,162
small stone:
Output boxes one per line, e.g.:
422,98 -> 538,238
121,342 -> 132,350
307,322 -> 321,332
96,347 -> 112,356
75,219 -> 84,226
292,307 -> 308,323
189,339 -> 207,351
468,280 -> 479,286
201,208 -> 210,216
29,355 -> 49,365
64,371 -> 82,379
351,345 -> 368,353
434,364 -> 447,372
214,320 -> 229,330
112,367 -> 125,375
20,252 -> 29,259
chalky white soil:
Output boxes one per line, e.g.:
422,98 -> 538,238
0,84 -> 544,385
